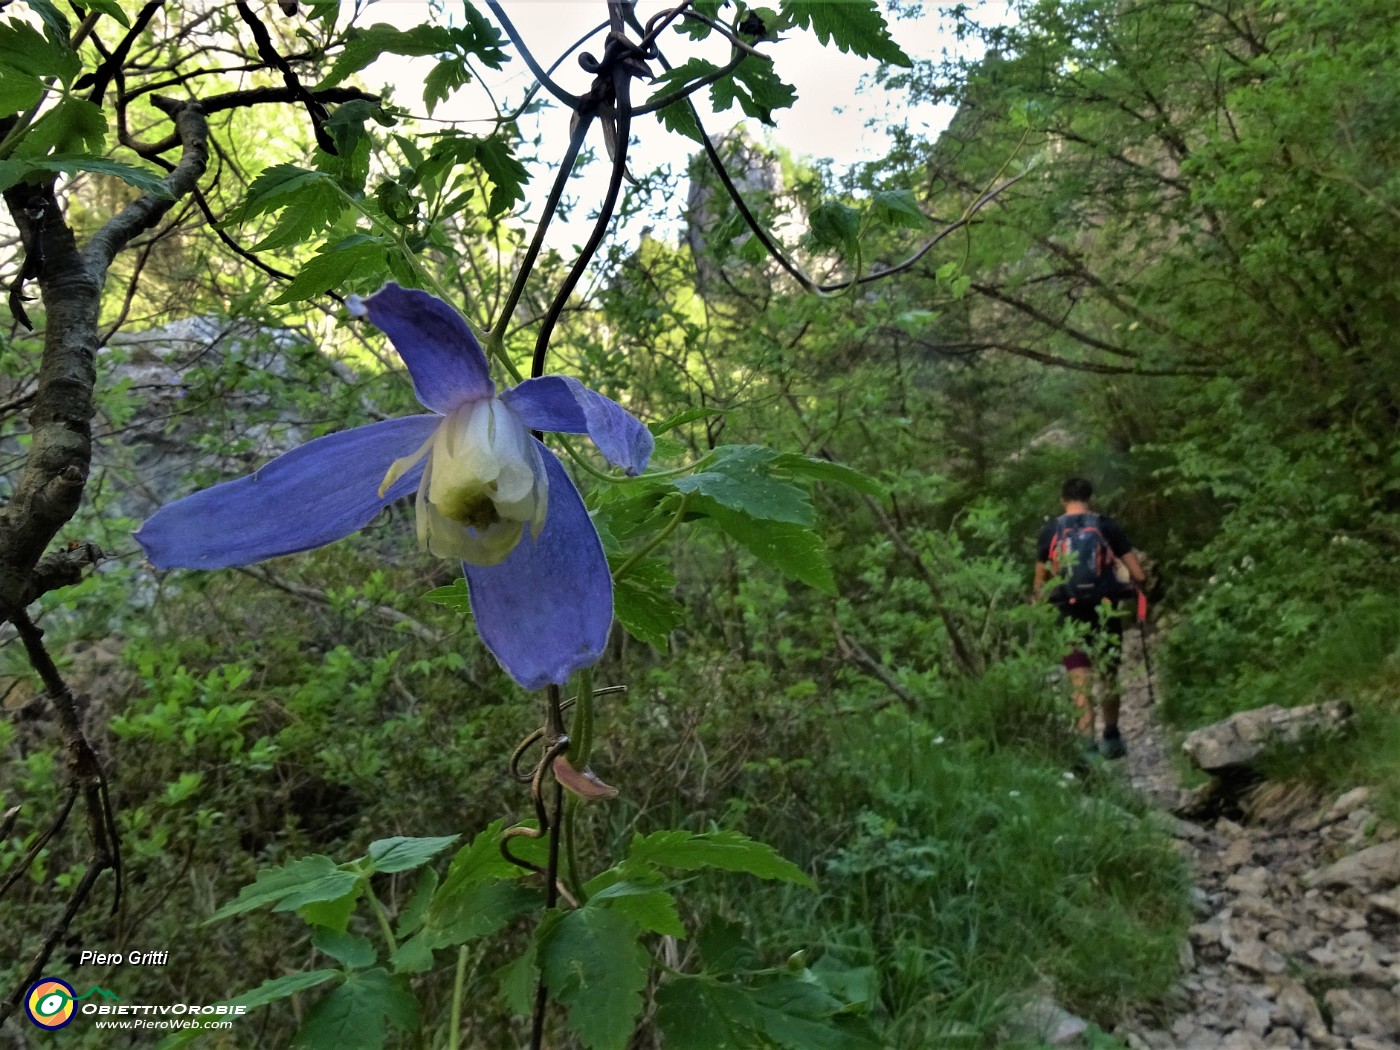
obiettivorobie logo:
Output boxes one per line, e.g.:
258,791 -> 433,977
24,978 -> 120,1030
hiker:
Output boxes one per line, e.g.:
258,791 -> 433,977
1032,477 -> 1147,759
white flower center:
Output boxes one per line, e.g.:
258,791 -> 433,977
380,399 -> 547,565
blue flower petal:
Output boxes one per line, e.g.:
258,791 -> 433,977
356,283 -> 493,413
135,415 -> 440,570
503,376 -> 653,475
463,442 -> 612,689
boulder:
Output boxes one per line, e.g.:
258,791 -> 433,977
1181,702 -> 1352,774
1303,842 -> 1400,892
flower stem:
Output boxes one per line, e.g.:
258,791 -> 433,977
367,886 -> 398,956
562,668 -> 595,903
612,493 -> 690,582
448,945 -> 470,1050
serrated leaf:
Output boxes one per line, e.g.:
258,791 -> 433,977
234,164 -> 346,251
76,0 -> 130,27
391,822 -> 538,972
711,57 -> 798,124
589,881 -> 685,937
497,939 -> 539,1015
271,234 -> 391,304
290,968 -> 418,1050
656,977 -> 758,1050
394,865 -> 438,939
612,559 -> 683,650
367,834 -> 459,874
781,0 -> 911,66
0,13 -> 79,84
674,445 -> 815,526
655,99 -> 702,143
422,577 -> 470,611
208,855 -> 361,922
650,405 -> 723,436
474,134 -> 529,217
424,57 -> 472,116
318,23 -> 458,89
542,908 -> 650,1050
228,969 -> 341,1012
0,155 -> 171,197
15,96 -> 105,156
0,66 -> 44,118
807,200 -> 860,256
301,888 -> 361,932
872,188 -> 930,230
774,453 -> 886,498
626,830 -> 813,886
697,501 -> 836,593
312,928 -> 377,969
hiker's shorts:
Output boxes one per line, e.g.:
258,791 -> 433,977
1057,601 -> 1125,675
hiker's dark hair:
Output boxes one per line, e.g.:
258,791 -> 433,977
1061,477 -> 1094,502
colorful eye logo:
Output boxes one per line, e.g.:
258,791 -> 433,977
25,978 -> 77,1030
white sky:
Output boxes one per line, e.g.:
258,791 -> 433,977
357,1 -> 1011,247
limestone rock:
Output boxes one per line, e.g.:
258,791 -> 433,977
1303,842 -> 1400,892
1322,987 -> 1400,1039
1002,995 -> 1088,1047
1181,702 -> 1352,774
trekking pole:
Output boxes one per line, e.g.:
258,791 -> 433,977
1136,587 -> 1156,706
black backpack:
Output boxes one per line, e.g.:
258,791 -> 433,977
1048,513 -> 1125,607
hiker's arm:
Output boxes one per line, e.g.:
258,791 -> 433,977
1121,551 -> 1147,585
1032,560 -> 1048,601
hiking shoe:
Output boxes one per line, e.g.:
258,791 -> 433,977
1099,732 -> 1128,760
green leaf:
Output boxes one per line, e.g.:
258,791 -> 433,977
655,99 -> 702,143
228,969 -> 341,1011
0,154 -> 171,197
422,578 -> 470,612
391,822 -> 538,973
232,164 -> 346,251
497,939 -> 539,1015
0,12 -> 79,84
542,908 -> 650,1050
655,977 -> 758,1050
649,405 -> 724,436
710,56 -> 798,124
15,96 -> 105,157
780,0 -> 912,66
318,23 -> 457,89
312,928 -> 377,969
612,558 -> 683,650
367,834 -> 459,874
291,968 -> 418,1050
674,445 -> 815,526
807,200 -> 861,256
75,0 -> 130,26
300,888 -> 362,932
271,234 -> 391,305
774,453 -> 886,498
0,66 -> 44,119
208,855 -> 361,922
424,57 -> 471,116
474,134 -> 529,217
394,866 -> 438,939
698,503 -> 836,593
625,830 -> 813,886
872,188 -> 931,230
588,881 -> 685,937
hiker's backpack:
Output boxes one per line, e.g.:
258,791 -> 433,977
1048,513 -> 1123,607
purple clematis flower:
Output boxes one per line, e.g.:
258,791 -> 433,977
135,283 -> 653,690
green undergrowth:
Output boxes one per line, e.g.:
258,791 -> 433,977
0,533 -> 1191,1048
1163,591 -> 1400,821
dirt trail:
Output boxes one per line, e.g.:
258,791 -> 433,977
1108,629 -> 1400,1050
